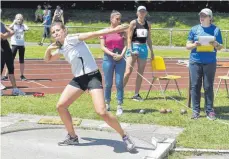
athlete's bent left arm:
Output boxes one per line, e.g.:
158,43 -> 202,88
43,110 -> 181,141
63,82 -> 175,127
44,43 -> 61,62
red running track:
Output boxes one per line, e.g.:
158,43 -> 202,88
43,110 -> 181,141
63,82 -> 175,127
1,59 -> 229,95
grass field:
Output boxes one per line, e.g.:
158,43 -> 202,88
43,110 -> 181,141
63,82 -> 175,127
168,152 -> 223,159
1,90 -> 229,149
20,45 -> 229,59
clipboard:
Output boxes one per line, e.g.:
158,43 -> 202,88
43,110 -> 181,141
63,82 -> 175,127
196,36 -> 215,52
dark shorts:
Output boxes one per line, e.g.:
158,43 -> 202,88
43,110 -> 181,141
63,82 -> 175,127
69,70 -> 103,91
1,40 -> 14,74
12,45 -> 25,63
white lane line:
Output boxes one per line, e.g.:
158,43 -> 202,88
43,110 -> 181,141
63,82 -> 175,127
27,81 -> 49,88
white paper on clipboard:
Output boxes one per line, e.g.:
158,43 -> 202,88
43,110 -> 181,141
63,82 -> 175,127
198,36 -> 215,45
197,36 -> 215,52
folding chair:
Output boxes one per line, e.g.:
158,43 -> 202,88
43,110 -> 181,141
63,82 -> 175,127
215,69 -> 229,98
145,56 -> 182,100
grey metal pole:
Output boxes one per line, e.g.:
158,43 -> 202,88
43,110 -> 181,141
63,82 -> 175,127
225,31 -> 228,49
169,28 -> 173,47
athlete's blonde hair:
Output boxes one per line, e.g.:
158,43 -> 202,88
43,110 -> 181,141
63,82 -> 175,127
15,14 -> 24,24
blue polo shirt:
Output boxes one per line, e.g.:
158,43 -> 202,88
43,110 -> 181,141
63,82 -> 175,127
43,15 -> 51,27
187,24 -> 223,64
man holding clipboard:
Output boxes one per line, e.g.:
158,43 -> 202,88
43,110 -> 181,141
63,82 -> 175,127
186,8 -> 223,120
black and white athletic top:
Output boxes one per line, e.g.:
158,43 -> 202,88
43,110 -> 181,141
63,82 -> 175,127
57,35 -> 98,77
131,19 -> 149,44
11,24 -> 29,46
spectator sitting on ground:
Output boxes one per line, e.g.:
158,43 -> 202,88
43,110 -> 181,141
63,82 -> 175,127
52,5 -> 64,24
35,5 -> 43,22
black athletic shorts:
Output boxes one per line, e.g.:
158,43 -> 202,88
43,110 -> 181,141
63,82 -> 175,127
1,40 -> 14,74
12,45 -> 25,63
69,70 -> 103,91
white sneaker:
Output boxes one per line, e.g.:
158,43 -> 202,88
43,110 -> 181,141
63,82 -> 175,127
106,103 -> 111,111
116,105 -> 123,116
0,90 -> 4,96
0,83 -> 6,90
12,88 -> 26,96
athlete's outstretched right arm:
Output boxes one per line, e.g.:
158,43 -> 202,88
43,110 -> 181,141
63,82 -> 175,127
78,24 -> 129,41
44,43 -> 61,62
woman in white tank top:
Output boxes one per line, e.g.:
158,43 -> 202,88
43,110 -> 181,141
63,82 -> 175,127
2,14 -> 29,81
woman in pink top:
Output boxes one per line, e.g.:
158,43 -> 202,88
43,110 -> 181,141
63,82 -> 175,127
100,10 -> 127,116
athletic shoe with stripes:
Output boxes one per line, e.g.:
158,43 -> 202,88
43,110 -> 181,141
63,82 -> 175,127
20,75 -> 27,81
123,135 -> 135,152
58,134 -> 79,146
132,94 -> 143,102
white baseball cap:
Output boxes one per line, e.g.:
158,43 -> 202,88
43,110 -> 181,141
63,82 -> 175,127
199,8 -> 213,18
137,6 -> 147,12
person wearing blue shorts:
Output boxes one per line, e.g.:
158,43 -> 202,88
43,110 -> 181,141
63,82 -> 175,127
123,6 -> 154,101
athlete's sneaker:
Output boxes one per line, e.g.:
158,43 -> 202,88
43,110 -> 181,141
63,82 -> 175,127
207,112 -> 216,120
12,88 -> 26,96
20,75 -> 27,81
0,90 -> 4,96
0,83 -> 6,90
38,42 -> 43,46
132,94 -> 143,102
106,103 -> 111,111
123,135 -> 135,152
116,105 -> 123,116
1,76 -> 8,81
191,113 -> 200,120
58,134 -> 79,146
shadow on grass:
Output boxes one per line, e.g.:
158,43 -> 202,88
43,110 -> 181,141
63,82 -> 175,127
215,106 -> 229,113
214,106 -> 229,121
124,108 -> 158,114
144,95 -> 186,101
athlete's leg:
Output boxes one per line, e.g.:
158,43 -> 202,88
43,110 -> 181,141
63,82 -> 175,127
56,84 -> 84,137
